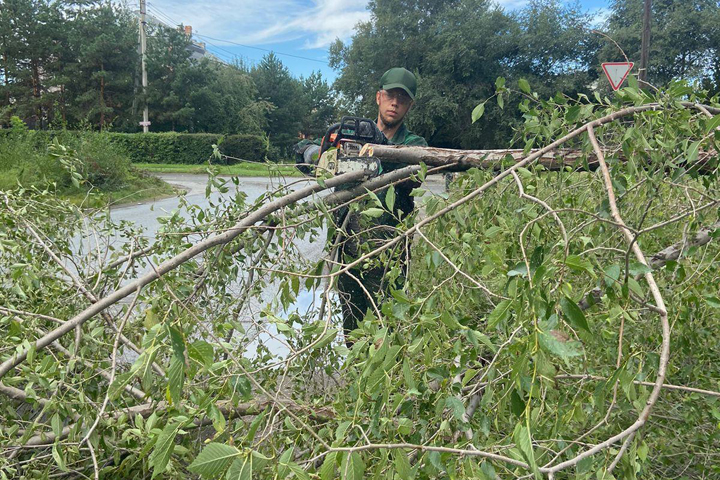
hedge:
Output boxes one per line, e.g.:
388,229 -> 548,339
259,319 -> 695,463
0,130 -> 269,164
106,132 -> 268,164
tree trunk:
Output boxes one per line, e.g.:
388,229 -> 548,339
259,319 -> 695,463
99,63 -> 105,131
60,84 -> 66,124
31,59 -> 41,128
2,50 -> 8,108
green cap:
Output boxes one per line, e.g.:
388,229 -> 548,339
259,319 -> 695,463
380,67 -> 417,100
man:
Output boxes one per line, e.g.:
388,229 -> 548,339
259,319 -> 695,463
296,67 -> 427,338
336,67 -> 428,341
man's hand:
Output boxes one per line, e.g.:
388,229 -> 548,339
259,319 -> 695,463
294,140 -> 320,175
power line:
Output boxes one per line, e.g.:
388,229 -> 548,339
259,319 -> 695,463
193,37 -> 246,64
192,32 -> 330,65
145,2 -> 330,66
146,2 -> 182,27
145,4 -> 239,64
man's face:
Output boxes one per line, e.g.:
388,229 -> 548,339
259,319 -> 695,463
376,88 -> 413,129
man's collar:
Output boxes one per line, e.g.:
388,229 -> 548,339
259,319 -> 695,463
389,122 -> 408,144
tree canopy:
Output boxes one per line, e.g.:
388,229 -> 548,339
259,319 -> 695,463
1,0 -> 719,151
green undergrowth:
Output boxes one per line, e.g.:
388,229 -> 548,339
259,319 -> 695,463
0,120 -> 176,206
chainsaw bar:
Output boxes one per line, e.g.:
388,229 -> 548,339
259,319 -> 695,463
317,149 -> 382,179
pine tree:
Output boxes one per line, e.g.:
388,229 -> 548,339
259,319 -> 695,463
65,2 -> 138,130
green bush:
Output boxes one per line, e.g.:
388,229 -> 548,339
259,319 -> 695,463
106,132 -> 268,164
0,127 -> 131,191
218,134 -> 268,163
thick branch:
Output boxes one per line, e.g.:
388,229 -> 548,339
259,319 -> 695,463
0,171 -> 367,380
555,374 -> 720,398
649,220 -> 720,268
362,144 -> 716,173
8,397 -> 333,449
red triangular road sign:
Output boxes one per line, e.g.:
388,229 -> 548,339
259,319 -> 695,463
602,62 -> 634,91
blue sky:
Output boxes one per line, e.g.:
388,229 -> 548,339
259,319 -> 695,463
143,0 -> 612,81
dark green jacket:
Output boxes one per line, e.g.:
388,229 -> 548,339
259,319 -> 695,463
387,122 -> 427,147
381,123 -> 427,218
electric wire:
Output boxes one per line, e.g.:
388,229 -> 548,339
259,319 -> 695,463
192,32 -> 329,65
145,3 -> 238,64
144,2 -> 330,66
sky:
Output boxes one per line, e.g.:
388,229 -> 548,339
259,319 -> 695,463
143,0 -> 613,81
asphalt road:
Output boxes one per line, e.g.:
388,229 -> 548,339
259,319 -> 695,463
107,173 -> 446,358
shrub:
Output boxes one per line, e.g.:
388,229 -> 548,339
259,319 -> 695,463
0,130 -> 131,191
217,134 -> 268,163
106,132 -> 268,164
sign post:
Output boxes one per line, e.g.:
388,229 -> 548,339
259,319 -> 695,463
602,62 -> 634,91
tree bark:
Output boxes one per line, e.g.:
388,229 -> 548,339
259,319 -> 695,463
0,170 -> 368,380
99,63 -> 105,131
361,144 -> 716,174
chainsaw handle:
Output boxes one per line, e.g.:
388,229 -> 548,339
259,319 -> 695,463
319,122 -> 341,156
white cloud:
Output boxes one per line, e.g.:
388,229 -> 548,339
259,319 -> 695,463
588,7 -> 611,28
495,0 -> 529,9
145,0 -> 370,50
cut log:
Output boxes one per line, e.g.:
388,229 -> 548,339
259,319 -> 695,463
361,144 -> 717,174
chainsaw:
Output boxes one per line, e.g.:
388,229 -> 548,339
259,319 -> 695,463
298,116 -> 386,180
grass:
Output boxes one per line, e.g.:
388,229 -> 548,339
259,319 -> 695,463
0,129 -> 178,208
134,161 -> 303,177
62,170 -> 178,208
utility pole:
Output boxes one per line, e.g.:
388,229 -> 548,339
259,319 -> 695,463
639,0 -> 651,88
139,0 -> 150,132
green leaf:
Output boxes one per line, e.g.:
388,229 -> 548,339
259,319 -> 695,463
488,300 -> 512,328
563,255 -> 594,275
362,207 -> 385,218
394,450 -> 412,479
472,102 -> 486,123
495,77 -> 506,89
628,262 -> 651,276
518,78 -> 531,94
225,455 -> 252,480
560,297 -> 589,332
51,413 -> 62,438
687,140 -> 701,163
510,390 -> 525,417
385,185 -> 395,213
564,105 -> 581,123
245,408 -> 266,443
288,463 -> 311,480
538,331 -> 582,360
703,295 -> 720,309
479,461 -> 497,480
445,396 -> 466,421
188,443 -> 240,478
319,452 -> 337,480
167,354 -> 184,405
507,263 -> 528,278
604,264 -> 621,287
513,424 -> 539,478
497,93 -> 504,110
278,447 -> 294,478
207,403 -> 226,434
188,341 -> 214,367
149,420 -> 183,478
52,444 -> 67,472
313,329 -> 338,350
232,375 -> 252,401
340,452 -> 365,480
705,114 -> 720,134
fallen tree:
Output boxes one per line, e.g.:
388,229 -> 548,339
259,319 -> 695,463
1,83 -> 718,479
